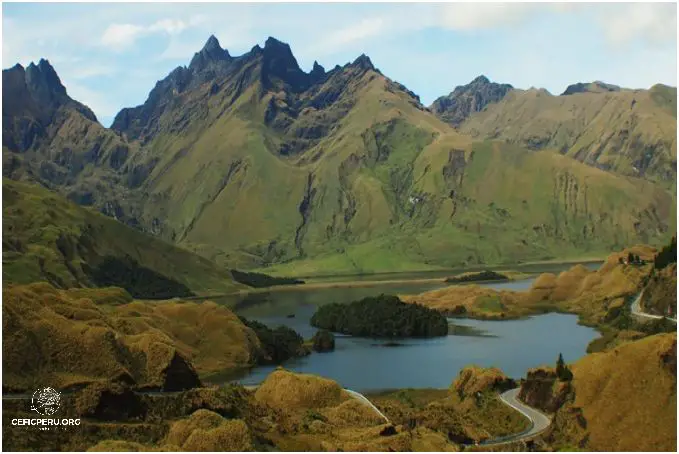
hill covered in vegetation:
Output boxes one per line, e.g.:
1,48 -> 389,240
458,83 -> 677,187
523,332 -> 676,451
310,294 -> 448,338
2,179 -> 244,297
2,282 -> 263,392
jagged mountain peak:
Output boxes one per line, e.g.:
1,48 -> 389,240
351,54 -> 375,71
203,34 -> 222,52
431,75 -> 513,126
24,58 -> 67,97
470,74 -> 490,84
189,34 -> 231,72
310,60 -> 326,81
262,36 -> 299,66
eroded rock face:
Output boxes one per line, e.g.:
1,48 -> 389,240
519,367 -> 571,414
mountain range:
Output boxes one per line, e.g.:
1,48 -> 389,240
3,35 -> 676,277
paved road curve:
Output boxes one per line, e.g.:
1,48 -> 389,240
476,388 -> 551,447
630,292 -> 677,323
345,389 -> 389,423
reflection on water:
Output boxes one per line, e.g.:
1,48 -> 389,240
205,261 -> 601,392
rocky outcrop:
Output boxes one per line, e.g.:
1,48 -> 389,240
518,367 -> 571,413
431,75 -> 513,126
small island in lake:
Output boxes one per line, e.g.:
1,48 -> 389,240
310,294 -> 448,338
445,270 -> 509,284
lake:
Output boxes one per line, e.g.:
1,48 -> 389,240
207,262 -> 602,392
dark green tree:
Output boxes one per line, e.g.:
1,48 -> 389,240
654,237 -> 677,270
311,329 -> 335,352
556,353 -> 573,381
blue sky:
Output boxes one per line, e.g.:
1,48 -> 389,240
3,2 -> 677,127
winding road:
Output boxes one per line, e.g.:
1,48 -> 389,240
630,292 -> 676,323
345,389 -> 390,423
472,388 -> 552,447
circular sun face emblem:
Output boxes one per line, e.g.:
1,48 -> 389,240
31,387 -> 61,416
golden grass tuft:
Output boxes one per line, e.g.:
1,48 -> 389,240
255,369 -> 348,410
321,398 -> 385,427
164,409 -> 253,451
451,366 -> 513,398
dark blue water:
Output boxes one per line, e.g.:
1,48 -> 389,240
209,263 -> 601,391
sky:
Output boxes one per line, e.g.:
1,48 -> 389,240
3,2 -> 677,127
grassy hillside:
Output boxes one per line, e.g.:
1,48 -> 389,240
4,40 -> 676,275
460,86 -> 677,187
261,140 -> 675,276
546,333 -> 676,451
2,282 -> 262,391
3,179 -> 244,296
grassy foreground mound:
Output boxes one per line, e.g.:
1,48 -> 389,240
532,333 -> 677,451
3,179 -> 244,296
4,369 -> 461,451
2,283 -> 262,391
255,369 -> 348,411
311,294 -> 448,338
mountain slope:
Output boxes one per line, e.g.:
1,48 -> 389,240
2,60 -> 144,228
546,332 -> 676,451
458,83 -> 677,186
3,37 -> 676,275
2,179 -> 244,296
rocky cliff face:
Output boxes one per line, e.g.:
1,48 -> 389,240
431,75 -> 513,127
518,367 -> 572,414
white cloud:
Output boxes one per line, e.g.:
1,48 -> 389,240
101,23 -> 145,51
598,3 -> 677,47
149,19 -> 187,35
316,18 -> 385,54
101,18 -> 189,52
436,3 -> 543,31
